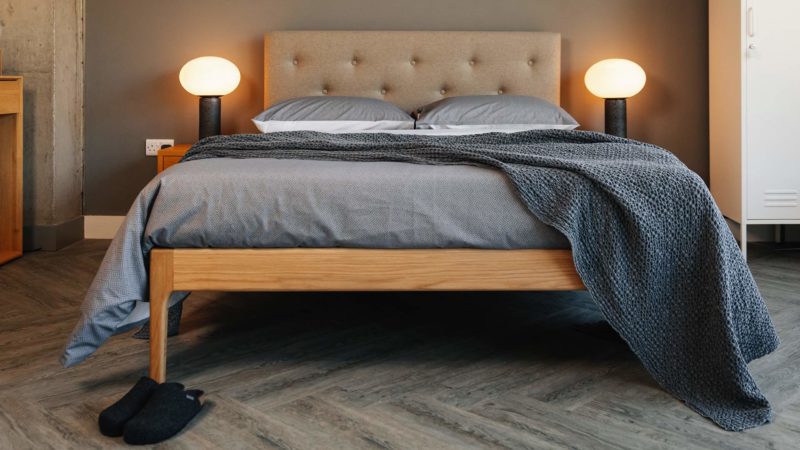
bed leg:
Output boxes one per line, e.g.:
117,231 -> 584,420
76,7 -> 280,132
149,249 -> 174,383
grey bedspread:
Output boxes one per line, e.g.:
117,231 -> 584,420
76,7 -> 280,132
64,129 -> 778,430
184,130 -> 779,430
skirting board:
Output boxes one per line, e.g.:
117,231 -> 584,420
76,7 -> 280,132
724,218 -> 800,243
87,215 -> 798,242
84,215 -> 124,239
23,216 -> 85,251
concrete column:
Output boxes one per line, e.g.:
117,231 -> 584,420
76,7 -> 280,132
0,0 -> 85,250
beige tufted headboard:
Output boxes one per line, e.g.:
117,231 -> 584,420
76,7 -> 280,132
264,31 -> 561,113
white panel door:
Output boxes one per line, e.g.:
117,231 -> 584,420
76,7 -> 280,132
746,0 -> 800,220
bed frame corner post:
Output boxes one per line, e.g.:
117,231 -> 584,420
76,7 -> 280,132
149,249 -> 174,383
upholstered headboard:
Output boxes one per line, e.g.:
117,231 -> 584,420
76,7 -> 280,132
264,31 -> 561,112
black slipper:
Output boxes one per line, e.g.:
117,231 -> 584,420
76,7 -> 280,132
123,383 -> 204,445
98,376 -> 160,437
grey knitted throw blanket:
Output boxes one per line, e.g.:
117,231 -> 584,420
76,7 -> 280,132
184,130 -> 779,431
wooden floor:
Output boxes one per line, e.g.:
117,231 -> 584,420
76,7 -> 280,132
0,240 -> 798,449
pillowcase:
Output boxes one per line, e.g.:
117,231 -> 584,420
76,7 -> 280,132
415,95 -> 579,131
252,96 -> 414,133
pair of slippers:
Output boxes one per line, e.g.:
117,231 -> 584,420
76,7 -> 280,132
99,377 -> 204,445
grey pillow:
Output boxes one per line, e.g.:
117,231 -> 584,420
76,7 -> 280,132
252,96 -> 414,133
415,95 -> 579,131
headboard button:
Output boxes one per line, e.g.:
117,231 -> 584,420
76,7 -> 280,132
380,88 -> 387,95
440,89 -> 447,95
351,59 -> 358,66
528,60 -> 534,66
292,59 -> 298,65
498,89 -> 504,95
410,59 -> 417,66
469,60 -> 475,66
322,88 -> 328,95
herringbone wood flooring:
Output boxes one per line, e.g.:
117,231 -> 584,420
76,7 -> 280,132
0,239 -> 798,449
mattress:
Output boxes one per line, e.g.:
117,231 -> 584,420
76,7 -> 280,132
145,157 -> 569,250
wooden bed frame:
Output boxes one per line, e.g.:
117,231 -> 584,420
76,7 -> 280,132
148,31 -> 583,383
148,249 -> 583,381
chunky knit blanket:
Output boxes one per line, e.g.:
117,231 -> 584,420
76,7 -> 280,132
183,130 -> 779,431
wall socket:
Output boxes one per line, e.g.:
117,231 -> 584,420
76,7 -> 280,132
145,139 -> 175,156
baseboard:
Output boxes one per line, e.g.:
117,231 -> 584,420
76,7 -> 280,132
724,218 -> 800,243
84,215 -> 125,239
70,215 -> 800,245
23,215 -> 85,251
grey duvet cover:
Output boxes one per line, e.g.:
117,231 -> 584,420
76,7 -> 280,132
63,156 -> 567,368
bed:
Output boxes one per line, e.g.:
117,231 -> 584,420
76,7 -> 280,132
148,31 -> 583,382
66,31 -> 779,431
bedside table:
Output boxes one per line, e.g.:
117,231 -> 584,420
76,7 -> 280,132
157,144 -> 192,173
1,76 -> 23,265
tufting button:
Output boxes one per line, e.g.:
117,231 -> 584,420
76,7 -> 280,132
292,59 -> 298,65
410,59 -> 417,66
351,59 -> 358,65
498,89 -> 504,94
380,88 -> 387,95
322,88 -> 328,94
440,89 -> 447,95
469,60 -> 475,66
528,60 -> 534,66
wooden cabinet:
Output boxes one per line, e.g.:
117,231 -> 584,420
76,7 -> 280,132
0,76 -> 22,265
709,0 -> 800,258
157,144 -> 191,173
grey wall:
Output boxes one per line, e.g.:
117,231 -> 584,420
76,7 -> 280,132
84,0 -> 709,215
1,0 -> 84,249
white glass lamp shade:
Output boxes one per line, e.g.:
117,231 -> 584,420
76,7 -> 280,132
179,56 -> 241,97
584,59 -> 646,99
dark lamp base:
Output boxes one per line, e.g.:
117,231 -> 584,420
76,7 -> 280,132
604,98 -> 627,138
199,96 -> 221,139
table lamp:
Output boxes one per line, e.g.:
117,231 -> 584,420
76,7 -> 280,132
179,56 -> 241,139
584,59 -> 646,138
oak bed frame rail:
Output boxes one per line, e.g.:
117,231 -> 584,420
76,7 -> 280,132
148,248 -> 583,382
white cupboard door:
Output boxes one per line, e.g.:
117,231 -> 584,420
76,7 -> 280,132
745,0 -> 800,220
